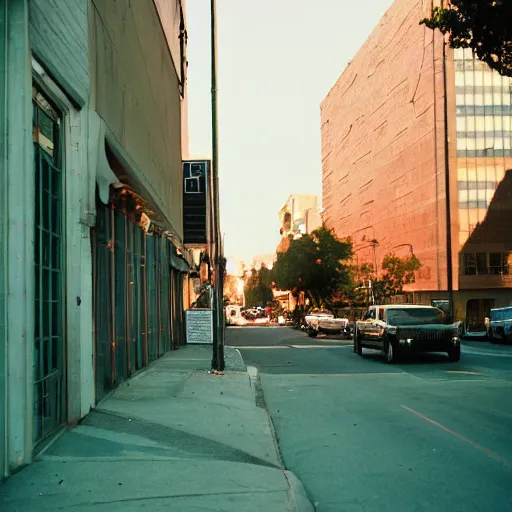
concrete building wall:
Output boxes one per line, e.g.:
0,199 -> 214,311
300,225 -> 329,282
2,0 -> 188,480
153,0 -> 184,83
0,1 -> 5,479
91,0 -> 184,240
30,0 -> 95,429
29,0 -> 89,106
321,0 -> 449,291
1,0 -> 35,475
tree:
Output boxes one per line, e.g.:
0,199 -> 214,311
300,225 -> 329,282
271,226 -> 353,308
351,263 -> 376,306
420,1 -> 512,77
373,253 -> 422,303
244,265 -> 274,308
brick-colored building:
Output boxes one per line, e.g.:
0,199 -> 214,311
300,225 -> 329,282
321,0 -> 512,331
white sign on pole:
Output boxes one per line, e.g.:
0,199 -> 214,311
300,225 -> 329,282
186,309 -> 213,344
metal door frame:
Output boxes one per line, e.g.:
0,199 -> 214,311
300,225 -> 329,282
32,85 -> 67,448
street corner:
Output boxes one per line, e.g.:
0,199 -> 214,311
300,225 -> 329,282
284,470 -> 316,512
224,346 -> 247,371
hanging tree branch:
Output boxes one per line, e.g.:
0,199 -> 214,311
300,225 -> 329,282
420,1 -> 512,78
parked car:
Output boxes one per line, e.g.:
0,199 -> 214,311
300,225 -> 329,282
353,305 -> 461,363
304,308 -> 335,324
225,305 -> 247,326
305,309 -> 350,338
489,307 -> 512,344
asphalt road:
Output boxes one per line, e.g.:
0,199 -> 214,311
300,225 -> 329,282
227,326 -> 512,512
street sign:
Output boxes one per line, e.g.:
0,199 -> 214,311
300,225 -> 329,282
183,160 -> 210,246
186,309 -> 213,344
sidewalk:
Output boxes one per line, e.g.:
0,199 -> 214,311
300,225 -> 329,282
1,346 -> 313,512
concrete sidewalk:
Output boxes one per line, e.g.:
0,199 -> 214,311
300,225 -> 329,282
1,346 -> 313,512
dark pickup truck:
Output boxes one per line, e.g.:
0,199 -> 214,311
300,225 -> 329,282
354,305 -> 461,363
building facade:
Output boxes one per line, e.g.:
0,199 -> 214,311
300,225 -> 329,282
1,0 -> 192,479
320,0 -> 512,330
277,194 -> 322,253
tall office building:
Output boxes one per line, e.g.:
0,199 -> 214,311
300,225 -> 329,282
321,0 -> 512,331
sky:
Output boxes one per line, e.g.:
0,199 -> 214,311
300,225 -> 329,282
185,0 -> 395,264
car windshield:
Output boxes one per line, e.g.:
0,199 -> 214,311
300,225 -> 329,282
490,308 -> 512,321
386,308 -> 445,326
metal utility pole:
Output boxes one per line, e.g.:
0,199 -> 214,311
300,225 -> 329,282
441,1 -> 454,322
210,0 -> 224,371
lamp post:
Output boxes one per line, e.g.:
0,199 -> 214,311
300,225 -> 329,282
353,239 -> 379,278
441,0 -> 454,323
210,0 -> 224,371
353,240 -> 379,305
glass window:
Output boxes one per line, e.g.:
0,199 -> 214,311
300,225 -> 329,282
474,116 -> 485,130
474,71 -> 484,87
476,253 -> 488,274
489,253 -> 503,275
455,72 -> 465,86
483,72 -> 494,87
464,253 -> 477,275
489,253 -> 510,275
386,307 -> 445,326
498,93 -> 510,106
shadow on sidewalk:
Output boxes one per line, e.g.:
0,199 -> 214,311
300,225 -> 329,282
1,346 -> 313,512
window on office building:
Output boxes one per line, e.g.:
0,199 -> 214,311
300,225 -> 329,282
489,252 -> 510,275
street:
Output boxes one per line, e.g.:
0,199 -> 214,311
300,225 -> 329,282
227,327 -> 512,512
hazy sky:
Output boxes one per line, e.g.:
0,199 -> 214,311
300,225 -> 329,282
186,0 -> 394,263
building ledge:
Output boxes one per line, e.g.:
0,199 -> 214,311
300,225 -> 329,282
459,274 -> 512,290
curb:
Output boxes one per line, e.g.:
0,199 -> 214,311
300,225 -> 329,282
247,365 -> 315,512
284,470 -> 316,512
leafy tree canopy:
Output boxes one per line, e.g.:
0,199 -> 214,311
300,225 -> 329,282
420,1 -> 512,77
271,226 -> 353,308
373,253 -> 422,303
244,265 -> 274,308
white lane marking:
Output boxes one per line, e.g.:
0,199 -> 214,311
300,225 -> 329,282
228,345 -> 351,350
445,370 -> 483,375
233,345 -> 290,349
289,345 -> 352,349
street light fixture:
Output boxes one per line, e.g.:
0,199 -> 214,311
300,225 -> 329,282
390,243 -> 414,255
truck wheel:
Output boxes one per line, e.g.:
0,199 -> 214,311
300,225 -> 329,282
353,330 -> 362,356
448,343 -> 461,362
385,339 -> 395,364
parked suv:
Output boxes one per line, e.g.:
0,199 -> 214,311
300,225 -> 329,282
489,307 -> 512,344
353,305 -> 461,363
